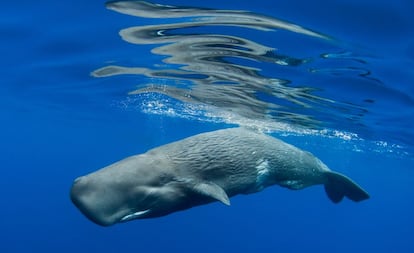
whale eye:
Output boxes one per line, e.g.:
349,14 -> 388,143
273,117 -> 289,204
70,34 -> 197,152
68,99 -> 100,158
156,173 -> 174,186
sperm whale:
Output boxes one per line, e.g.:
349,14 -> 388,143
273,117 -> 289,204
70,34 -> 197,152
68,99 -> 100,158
71,128 -> 369,226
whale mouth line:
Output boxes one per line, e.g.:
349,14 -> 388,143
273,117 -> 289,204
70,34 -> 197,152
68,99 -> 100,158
120,209 -> 151,222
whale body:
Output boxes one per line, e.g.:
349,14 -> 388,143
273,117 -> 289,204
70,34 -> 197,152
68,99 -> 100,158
70,128 -> 369,226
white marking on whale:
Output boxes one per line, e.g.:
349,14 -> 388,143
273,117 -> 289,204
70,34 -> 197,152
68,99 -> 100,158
255,159 -> 270,191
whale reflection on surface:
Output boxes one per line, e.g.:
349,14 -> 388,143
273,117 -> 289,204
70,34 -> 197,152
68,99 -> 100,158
94,1 -> 397,141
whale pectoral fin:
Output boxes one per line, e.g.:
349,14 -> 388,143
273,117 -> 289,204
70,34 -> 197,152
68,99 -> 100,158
193,182 -> 231,206
324,171 -> 370,203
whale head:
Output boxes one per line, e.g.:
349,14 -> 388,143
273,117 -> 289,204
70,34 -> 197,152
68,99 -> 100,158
70,155 -> 187,226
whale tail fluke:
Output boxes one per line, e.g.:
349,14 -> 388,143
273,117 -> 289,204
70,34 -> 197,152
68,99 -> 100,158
324,171 -> 370,203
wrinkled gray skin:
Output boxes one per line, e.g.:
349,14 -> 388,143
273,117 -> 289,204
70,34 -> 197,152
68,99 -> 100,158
71,128 -> 369,226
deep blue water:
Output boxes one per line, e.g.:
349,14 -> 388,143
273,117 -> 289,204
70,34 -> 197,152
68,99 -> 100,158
1,1 -> 414,252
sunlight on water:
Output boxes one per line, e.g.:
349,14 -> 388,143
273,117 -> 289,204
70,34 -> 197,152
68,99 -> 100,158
116,92 -> 348,139
113,92 -> 410,159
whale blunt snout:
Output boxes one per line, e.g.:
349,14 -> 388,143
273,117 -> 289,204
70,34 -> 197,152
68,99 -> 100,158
70,176 -> 119,226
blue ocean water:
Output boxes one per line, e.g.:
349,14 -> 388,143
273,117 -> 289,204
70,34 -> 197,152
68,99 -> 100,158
1,0 -> 414,252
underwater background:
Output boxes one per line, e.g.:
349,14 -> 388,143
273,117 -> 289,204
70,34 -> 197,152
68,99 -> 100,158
1,0 -> 414,252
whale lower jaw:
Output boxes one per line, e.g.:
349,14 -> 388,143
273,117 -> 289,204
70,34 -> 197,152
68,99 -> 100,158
120,209 -> 151,222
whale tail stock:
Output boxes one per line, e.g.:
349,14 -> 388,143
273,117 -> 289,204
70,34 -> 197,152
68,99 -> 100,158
324,171 -> 370,203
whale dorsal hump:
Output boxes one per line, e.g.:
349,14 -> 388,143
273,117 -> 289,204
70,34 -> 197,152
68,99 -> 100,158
324,171 -> 370,203
193,182 -> 231,206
